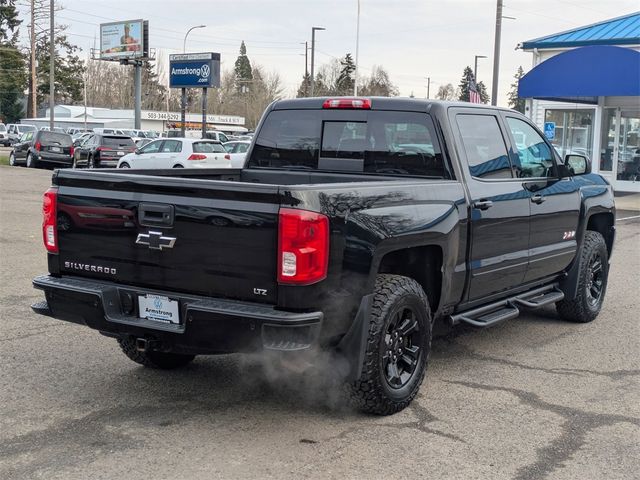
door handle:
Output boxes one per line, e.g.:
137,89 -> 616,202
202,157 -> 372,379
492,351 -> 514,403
531,194 -> 546,204
473,200 -> 494,210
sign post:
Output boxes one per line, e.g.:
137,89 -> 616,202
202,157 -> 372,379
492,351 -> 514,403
169,52 -> 220,138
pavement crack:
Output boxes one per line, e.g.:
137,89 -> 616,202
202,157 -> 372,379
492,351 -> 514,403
447,380 -> 640,480
435,338 -> 639,380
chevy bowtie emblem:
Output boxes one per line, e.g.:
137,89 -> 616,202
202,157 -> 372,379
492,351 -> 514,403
136,231 -> 177,250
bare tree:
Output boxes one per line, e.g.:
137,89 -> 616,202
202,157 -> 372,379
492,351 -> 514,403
436,83 -> 457,101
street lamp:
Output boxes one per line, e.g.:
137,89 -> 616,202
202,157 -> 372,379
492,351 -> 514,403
474,55 -> 487,82
181,24 -> 206,137
310,26 -> 325,96
354,0 -> 361,96
183,24 -> 206,53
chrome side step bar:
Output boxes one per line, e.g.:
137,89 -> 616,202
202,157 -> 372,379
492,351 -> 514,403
451,284 -> 565,328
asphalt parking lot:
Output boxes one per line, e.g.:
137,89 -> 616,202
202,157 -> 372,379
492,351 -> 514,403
0,165 -> 638,480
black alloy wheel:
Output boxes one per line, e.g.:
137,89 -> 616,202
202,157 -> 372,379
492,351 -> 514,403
585,252 -> 604,307
382,306 -> 423,389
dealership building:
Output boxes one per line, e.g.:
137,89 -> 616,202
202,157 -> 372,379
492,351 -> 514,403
518,12 -> 640,192
23,105 -> 246,135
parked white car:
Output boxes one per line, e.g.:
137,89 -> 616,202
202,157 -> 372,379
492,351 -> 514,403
117,138 -> 232,169
223,140 -> 251,168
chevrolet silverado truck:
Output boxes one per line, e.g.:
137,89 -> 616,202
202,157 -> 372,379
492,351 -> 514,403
31,98 -> 615,415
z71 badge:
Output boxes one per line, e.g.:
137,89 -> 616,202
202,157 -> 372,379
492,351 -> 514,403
562,231 -> 576,240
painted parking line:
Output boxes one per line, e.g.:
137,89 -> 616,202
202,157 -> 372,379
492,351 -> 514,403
617,214 -> 640,221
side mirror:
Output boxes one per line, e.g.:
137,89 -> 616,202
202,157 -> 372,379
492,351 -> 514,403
565,154 -> 591,175
134,149 -> 141,155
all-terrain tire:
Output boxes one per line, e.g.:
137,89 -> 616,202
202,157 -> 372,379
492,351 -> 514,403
556,230 -> 609,323
348,274 -> 432,415
118,337 -> 196,369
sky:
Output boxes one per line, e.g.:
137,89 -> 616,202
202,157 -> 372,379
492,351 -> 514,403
14,0 -> 640,106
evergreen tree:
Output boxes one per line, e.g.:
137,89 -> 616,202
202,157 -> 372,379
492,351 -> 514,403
0,0 -> 26,122
477,81 -> 490,104
36,32 -> 85,106
457,66 -> 475,102
141,60 -> 167,110
507,66 -> 526,113
335,53 -> 356,95
296,72 -> 311,98
234,41 -> 253,93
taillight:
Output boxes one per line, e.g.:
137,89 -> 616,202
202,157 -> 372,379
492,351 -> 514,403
34,141 -> 42,151
224,154 -> 231,161
42,187 -> 58,254
322,98 -> 371,109
187,153 -> 207,160
69,145 -> 75,157
96,146 -> 111,152
278,208 -> 329,285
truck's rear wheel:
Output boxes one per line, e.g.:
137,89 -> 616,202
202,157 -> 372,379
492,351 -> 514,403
556,230 -> 609,323
348,274 -> 432,415
117,337 -> 196,369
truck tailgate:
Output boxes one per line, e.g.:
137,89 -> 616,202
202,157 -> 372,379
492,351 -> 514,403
53,171 -> 280,304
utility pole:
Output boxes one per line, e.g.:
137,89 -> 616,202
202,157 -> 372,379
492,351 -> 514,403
354,0 -> 360,96
310,26 -> 325,96
83,73 -> 87,131
49,0 -> 54,129
30,0 -> 36,118
490,0 -> 514,105
425,77 -> 431,99
491,0 -> 502,106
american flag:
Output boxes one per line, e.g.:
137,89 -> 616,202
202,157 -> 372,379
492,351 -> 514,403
469,77 -> 482,104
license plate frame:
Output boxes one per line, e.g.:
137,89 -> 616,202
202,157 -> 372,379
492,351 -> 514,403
117,151 -> 125,156
51,146 -> 61,153
138,294 -> 181,325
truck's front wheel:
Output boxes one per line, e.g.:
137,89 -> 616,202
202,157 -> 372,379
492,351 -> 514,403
556,230 -> 609,323
348,274 -> 432,415
118,337 -> 196,369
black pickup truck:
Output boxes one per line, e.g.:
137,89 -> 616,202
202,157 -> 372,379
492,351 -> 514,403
32,98 -> 615,415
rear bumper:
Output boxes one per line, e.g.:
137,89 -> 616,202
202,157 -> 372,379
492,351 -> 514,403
32,274 -> 323,355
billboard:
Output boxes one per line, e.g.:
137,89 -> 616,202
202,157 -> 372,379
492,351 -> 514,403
100,19 -> 148,60
169,53 -> 221,88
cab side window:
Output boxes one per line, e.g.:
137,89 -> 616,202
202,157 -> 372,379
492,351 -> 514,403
457,114 -> 513,179
506,117 -> 556,178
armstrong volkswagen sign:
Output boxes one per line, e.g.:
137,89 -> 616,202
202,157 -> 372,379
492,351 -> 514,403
169,52 -> 220,88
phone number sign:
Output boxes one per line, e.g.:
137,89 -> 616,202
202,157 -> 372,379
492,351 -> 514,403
169,52 -> 220,88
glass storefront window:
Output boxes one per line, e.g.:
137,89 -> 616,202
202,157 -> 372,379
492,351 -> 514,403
544,109 -> 594,162
600,109 -> 617,172
616,113 -> 640,182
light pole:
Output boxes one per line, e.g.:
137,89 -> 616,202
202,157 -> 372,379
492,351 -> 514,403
300,41 -> 309,96
183,24 -> 206,53
354,0 -> 361,96
474,55 -> 487,82
180,25 -> 206,136
310,26 -> 325,97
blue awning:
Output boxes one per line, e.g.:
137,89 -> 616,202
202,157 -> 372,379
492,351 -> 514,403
518,46 -> 640,103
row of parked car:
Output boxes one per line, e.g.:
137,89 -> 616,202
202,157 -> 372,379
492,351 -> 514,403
5,124 -> 252,170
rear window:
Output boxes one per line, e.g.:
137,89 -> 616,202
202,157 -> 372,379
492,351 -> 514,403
40,131 -> 72,146
0,124 -> 6,132
193,142 -> 226,153
248,110 -> 447,177
103,136 -> 135,148
19,125 -> 36,132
